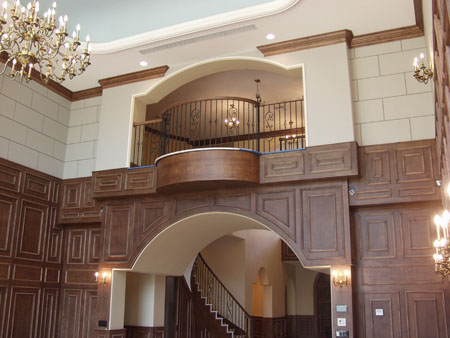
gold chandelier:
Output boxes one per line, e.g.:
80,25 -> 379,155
413,53 -> 433,84
433,183 -> 450,277
0,0 -> 91,83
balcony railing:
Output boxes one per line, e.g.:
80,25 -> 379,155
131,97 -> 304,167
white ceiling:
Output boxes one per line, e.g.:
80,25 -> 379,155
28,0 -> 416,91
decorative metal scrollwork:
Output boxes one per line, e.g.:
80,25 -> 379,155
189,108 -> 201,139
264,110 -> 274,143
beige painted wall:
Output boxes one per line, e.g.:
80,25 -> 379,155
124,272 -> 166,327
201,235 -> 246,305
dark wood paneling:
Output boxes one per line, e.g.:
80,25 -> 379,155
362,292 -> 401,338
16,199 -> 49,261
92,167 -> 157,199
60,289 -> 83,338
135,200 -> 170,249
350,140 -> 440,206
260,142 -> 358,183
13,264 -> 43,282
0,285 -> 8,338
0,162 -> 22,193
88,228 -> 102,264
405,291 -> 448,338
8,286 -> 40,338
67,229 -> 87,264
83,290 -> 98,338
302,184 -> 348,263
156,149 -> 259,192
23,172 -> 52,202
104,202 -> 134,262
0,193 -> 18,257
46,229 -> 63,264
281,241 -> 298,261
40,288 -> 59,338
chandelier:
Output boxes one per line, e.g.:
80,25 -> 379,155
224,103 -> 240,129
0,0 -> 91,83
413,53 -> 433,84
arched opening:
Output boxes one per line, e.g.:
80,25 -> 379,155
108,212 -> 331,338
130,57 -> 305,167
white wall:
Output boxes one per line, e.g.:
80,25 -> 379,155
201,235 -> 246,306
350,37 -> 434,145
124,272 -> 166,327
64,96 -> 102,178
0,71 -> 70,178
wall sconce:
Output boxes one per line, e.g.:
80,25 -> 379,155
332,270 -> 350,287
95,271 -> 108,284
413,53 -> 433,84
433,183 -> 450,277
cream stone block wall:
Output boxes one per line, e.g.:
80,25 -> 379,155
0,72 -> 70,178
64,96 -> 101,178
350,37 -> 434,146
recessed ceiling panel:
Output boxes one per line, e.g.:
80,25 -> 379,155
37,0 -> 275,43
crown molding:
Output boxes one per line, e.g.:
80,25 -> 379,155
71,86 -> 103,101
98,66 -> 170,89
351,25 -> 423,48
90,0 -> 300,54
257,30 -> 353,57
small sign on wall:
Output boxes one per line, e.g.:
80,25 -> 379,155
375,309 -> 384,316
337,318 -> 346,327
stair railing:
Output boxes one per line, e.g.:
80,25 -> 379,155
193,254 -> 253,338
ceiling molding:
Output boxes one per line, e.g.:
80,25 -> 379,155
413,0 -> 424,32
90,0 -> 299,54
351,25 -> 423,48
98,66 -> 170,89
71,87 -> 103,101
257,30 -> 353,57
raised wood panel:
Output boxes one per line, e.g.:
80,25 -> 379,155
83,290 -> 98,338
64,269 -> 97,285
0,263 -> 10,280
0,286 -> 7,338
8,286 -> 40,338
357,212 -> 396,260
62,181 -> 82,209
16,200 -> 48,261
261,151 -> 305,182
67,229 -> 87,264
104,202 -> 134,261
406,291 -> 448,338
0,193 -> 18,257
124,169 -> 156,191
60,289 -> 83,338
13,264 -> 43,282
40,288 -> 59,338
213,192 -> 252,211
23,172 -> 52,202
175,196 -> 210,215
281,241 -> 298,261
0,162 -> 22,193
44,268 -> 61,284
362,292 -> 401,338
256,190 -> 296,241
302,186 -> 346,260
260,142 -> 357,183
94,173 -> 123,194
350,140 -> 440,206
88,228 -> 102,264
400,210 -> 434,258
46,230 -> 63,264
82,180 -> 95,209
361,265 -> 443,285
136,200 -> 170,248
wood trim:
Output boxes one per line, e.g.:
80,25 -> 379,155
72,87 -> 103,101
351,25 -> 424,48
257,29 -> 353,57
98,65 -> 170,89
414,0 -> 424,32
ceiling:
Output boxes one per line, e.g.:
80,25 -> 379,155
20,0 -> 416,91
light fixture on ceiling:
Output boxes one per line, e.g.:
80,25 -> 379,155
413,53 -> 433,84
139,60 -> 148,67
224,103 -> 240,129
0,0 -> 91,83
265,33 -> 275,40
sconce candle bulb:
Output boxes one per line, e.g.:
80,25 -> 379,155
332,269 -> 350,287
413,52 -> 433,84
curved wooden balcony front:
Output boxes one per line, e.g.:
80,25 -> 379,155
155,148 -> 259,192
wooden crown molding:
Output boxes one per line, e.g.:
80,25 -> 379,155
351,25 -> 423,48
257,29 -> 353,57
98,65 -> 170,89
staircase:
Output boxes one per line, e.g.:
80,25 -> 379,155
193,255 -> 252,338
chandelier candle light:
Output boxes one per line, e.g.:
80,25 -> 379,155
433,183 -> 450,277
413,53 -> 433,84
0,0 -> 91,83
